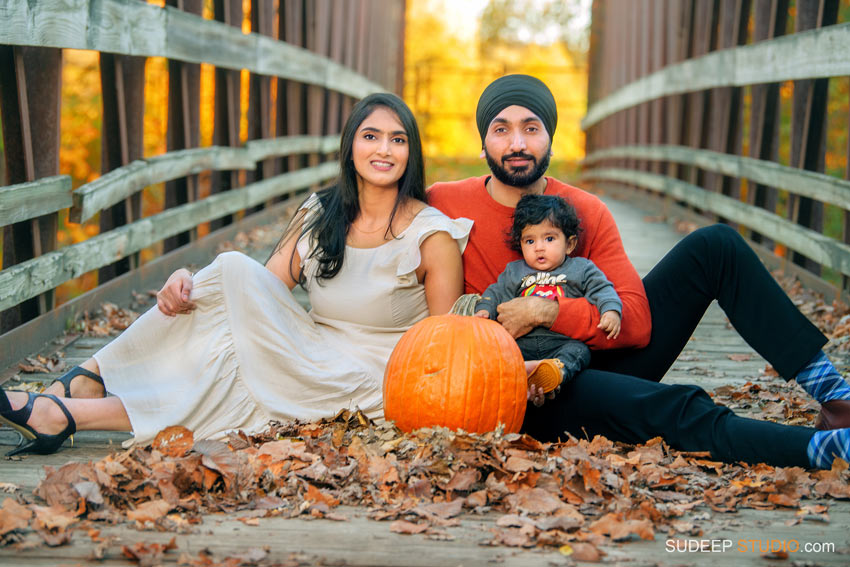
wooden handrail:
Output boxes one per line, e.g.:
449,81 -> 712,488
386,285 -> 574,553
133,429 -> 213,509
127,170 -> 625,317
583,145 -> 850,211
582,22 -> 850,129
70,135 -> 341,222
0,0 -> 383,98
0,162 -> 338,312
0,176 -> 71,227
580,167 -> 850,277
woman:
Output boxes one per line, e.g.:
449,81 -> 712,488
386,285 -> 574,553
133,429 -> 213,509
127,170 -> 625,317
0,93 -> 472,455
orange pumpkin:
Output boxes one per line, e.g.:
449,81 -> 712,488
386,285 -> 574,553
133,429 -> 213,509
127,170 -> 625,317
383,314 -> 526,433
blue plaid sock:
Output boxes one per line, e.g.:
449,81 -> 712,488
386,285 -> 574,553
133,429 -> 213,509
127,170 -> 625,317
795,351 -> 850,403
807,429 -> 850,469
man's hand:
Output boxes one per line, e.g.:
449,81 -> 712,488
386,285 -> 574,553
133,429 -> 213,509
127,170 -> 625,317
157,268 -> 196,316
496,296 -> 559,338
598,310 -> 621,339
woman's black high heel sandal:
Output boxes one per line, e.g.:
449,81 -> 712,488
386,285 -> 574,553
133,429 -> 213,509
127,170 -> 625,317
50,365 -> 105,398
0,390 -> 77,456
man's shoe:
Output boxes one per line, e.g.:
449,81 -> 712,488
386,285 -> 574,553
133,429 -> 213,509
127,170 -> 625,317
815,399 -> 850,430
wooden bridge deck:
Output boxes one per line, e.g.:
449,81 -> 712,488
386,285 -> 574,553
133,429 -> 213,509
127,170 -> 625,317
1,193 -> 848,566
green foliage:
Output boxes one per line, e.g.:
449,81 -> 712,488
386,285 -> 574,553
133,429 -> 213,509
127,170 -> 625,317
479,0 -> 590,65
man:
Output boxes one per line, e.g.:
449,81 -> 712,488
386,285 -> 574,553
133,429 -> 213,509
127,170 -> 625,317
427,74 -> 850,469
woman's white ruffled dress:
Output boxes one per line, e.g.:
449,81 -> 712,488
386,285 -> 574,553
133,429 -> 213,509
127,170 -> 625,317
94,194 -> 472,445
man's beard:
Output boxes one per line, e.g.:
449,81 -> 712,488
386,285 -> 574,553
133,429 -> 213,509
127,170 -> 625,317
485,148 -> 551,188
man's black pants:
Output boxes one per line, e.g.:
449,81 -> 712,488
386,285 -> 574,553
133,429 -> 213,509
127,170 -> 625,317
521,224 -> 826,467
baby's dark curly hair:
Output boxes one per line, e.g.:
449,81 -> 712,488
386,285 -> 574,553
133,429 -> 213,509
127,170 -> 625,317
508,194 -> 581,253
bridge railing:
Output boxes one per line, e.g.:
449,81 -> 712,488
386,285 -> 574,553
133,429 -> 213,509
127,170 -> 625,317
582,0 -> 850,297
0,0 -> 404,346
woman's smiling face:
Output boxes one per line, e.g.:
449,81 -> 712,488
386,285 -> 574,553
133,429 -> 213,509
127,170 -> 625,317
351,106 -> 409,191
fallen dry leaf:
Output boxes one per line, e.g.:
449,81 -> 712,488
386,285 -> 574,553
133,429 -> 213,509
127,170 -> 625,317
152,426 -> 194,458
390,520 -> 429,534
0,498 -> 32,536
127,500 -> 172,523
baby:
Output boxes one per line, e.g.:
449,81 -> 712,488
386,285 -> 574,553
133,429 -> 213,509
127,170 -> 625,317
475,194 -> 622,395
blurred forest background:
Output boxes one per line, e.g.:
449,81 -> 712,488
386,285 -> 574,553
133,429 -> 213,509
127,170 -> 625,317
4,0 -> 850,303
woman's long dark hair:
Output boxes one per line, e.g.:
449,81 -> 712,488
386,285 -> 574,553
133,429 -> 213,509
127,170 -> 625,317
272,92 -> 426,285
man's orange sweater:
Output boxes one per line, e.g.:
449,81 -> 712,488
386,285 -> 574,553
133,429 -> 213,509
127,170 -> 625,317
428,175 -> 651,350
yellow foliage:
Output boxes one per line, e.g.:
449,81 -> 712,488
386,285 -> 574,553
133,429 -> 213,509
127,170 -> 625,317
405,0 -> 587,160
60,49 -> 101,187
200,63 -> 215,146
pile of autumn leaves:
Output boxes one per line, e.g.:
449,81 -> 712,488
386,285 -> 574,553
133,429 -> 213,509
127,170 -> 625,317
2,409 -> 849,561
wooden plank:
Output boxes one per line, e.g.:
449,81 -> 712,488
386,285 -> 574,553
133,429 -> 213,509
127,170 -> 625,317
70,138 -> 338,222
0,0 -> 384,98
582,167 -> 850,277
0,176 -> 72,226
582,21 -> 850,129
0,163 -> 338,312
0,0 -> 167,55
583,144 -> 850,210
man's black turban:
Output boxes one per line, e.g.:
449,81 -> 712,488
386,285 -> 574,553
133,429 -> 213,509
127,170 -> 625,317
475,74 -> 557,145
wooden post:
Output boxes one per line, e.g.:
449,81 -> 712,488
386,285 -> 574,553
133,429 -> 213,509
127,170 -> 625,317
164,0 -> 203,253
747,0 -> 789,247
585,0 -> 606,156
666,0 -> 690,182
844,75 -> 850,292
246,0 -> 275,212
648,0 -> 666,175
615,1 -> 627,166
685,0 -> 718,191
704,0 -> 750,206
341,0 -> 360,121
0,46 -> 61,332
634,0 -> 649,175
210,0 -> 243,230
306,0 -> 329,184
325,0 -> 346,143
98,53 -> 146,282
787,0 -> 839,274
280,0 -> 308,176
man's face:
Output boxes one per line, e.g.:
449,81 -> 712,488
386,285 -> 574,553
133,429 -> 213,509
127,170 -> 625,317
482,105 -> 552,188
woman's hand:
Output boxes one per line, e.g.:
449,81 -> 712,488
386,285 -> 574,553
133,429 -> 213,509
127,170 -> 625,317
157,268 -> 196,316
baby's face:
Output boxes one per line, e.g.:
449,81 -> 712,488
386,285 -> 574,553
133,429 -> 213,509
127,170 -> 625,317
520,220 -> 570,272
